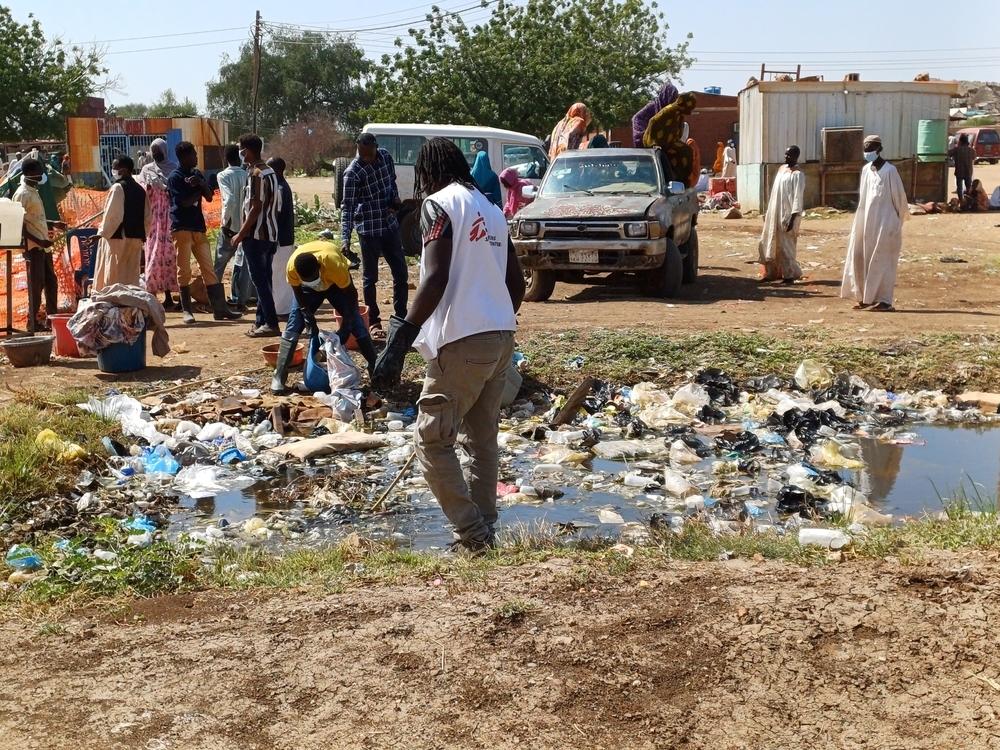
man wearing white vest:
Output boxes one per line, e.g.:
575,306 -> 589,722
373,138 -> 526,554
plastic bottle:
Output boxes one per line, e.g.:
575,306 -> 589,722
546,430 -> 586,444
798,528 -> 851,549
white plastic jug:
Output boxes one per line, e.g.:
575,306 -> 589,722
0,198 -> 25,247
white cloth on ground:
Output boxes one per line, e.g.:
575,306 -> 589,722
840,162 -> 908,306
758,166 -> 805,281
271,244 -> 295,316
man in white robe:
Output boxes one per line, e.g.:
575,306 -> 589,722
840,134 -> 908,312
758,145 -> 805,282
92,156 -> 151,292
721,139 -> 737,179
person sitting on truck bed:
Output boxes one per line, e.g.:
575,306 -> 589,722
642,92 -> 698,188
548,103 -> 591,162
632,81 -> 679,148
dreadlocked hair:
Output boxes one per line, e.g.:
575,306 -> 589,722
414,137 -> 478,199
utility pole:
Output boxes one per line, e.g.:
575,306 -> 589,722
251,10 -> 261,133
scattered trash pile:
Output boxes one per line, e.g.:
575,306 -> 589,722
4,356 -> 1000,584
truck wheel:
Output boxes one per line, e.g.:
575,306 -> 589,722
523,269 -> 556,302
332,157 -> 351,208
399,199 -> 423,256
640,240 -> 683,298
681,227 -> 699,284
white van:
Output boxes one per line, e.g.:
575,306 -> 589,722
334,123 -> 549,253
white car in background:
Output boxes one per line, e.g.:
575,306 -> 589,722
333,123 -> 548,254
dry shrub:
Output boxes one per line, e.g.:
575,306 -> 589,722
267,115 -> 355,175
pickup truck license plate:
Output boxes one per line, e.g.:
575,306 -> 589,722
569,249 -> 599,264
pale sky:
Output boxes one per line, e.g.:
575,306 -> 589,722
19,0 -> 1000,110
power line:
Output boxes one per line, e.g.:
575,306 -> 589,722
272,0 -> 487,26
266,0 -> 499,34
104,38 -> 246,56
68,27 -> 245,46
690,45 -> 1000,55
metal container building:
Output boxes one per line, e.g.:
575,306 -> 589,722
737,80 -> 960,212
66,116 -> 230,188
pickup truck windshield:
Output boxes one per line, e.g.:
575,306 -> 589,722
541,155 -> 660,197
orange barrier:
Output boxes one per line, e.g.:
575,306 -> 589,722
0,188 -> 221,332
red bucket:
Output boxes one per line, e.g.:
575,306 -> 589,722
332,305 -> 370,351
49,314 -> 80,357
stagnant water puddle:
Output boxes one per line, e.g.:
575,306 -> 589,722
168,424 -> 1000,550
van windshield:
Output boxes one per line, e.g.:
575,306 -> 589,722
977,129 -> 999,145
540,155 -> 660,197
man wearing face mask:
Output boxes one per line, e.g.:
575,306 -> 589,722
13,158 -> 63,330
841,135 -> 908,313
758,145 -> 805,283
269,240 -> 377,394
92,156 -> 151,291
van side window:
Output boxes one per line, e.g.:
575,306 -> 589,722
396,136 -> 425,166
447,137 -> 486,166
370,135 -> 397,162
502,144 -> 548,180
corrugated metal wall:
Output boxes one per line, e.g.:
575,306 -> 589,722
738,82 -> 957,164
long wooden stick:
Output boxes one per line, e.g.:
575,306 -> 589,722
142,366 -> 268,398
372,451 -> 416,511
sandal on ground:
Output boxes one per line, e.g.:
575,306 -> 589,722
245,324 -> 281,338
853,302 -> 873,310
369,324 -> 386,340
868,303 -> 896,313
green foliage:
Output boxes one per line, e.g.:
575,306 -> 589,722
0,7 -> 108,139
368,0 -> 692,135
108,89 -> 200,119
293,194 -> 338,226
962,115 -> 998,128
206,31 -> 371,138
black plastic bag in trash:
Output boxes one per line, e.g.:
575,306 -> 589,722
775,485 -> 823,515
742,374 -> 783,393
614,412 -> 647,438
695,368 -> 740,406
678,433 -> 712,458
767,407 -> 852,446
814,373 -> 867,411
799,460 -> 846,486
713,430 -> 762,454
583,380 -> 615,414
520,424 -> 550,441
698,404 -> 726,423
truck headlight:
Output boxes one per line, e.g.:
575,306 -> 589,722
519,220 -> 540,237
624,222 -> 648,238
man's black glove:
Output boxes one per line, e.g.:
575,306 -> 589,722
371,315 -> 421,391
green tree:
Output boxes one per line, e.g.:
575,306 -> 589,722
108,89 -> 200,119
206,31 -> 371,138
368,0 -> 692,136
0,7 -> 108,140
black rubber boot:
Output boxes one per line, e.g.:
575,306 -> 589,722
208,282 -> 242,321
356,336 -> 378,380
179,286 -> 196,325
270,337 -> 297,394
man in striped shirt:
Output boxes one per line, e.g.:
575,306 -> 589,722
232,133 -> 282,338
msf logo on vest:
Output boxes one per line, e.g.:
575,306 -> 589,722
469,213 -> 503,248
469,214 -> 488,242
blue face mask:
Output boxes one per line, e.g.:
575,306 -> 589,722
864,151 -> 879,163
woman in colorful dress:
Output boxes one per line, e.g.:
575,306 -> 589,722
137,138 -> 179,309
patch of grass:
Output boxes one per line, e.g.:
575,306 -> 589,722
8,509 -> 1000,608
516,328 -> 1000,393
0,390 -> 119,525
493,598 -> 536,624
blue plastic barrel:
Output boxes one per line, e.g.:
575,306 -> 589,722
97,327 -> 147,373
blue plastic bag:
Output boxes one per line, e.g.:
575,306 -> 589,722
5,544 -> 42,571
142,445 -> 180,476
303,332 -> 331,393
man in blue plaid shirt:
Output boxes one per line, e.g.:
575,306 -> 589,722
340,133 -> 409,334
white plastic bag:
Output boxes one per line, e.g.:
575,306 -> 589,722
321,331 -> 361,391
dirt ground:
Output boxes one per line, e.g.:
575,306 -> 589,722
2,552 -> 1000,749
5,166 -> 999,397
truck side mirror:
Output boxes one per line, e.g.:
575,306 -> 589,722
523,185 -> 538,199
667,181 -> 686,195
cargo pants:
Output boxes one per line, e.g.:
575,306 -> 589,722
414,330 -> 516,545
